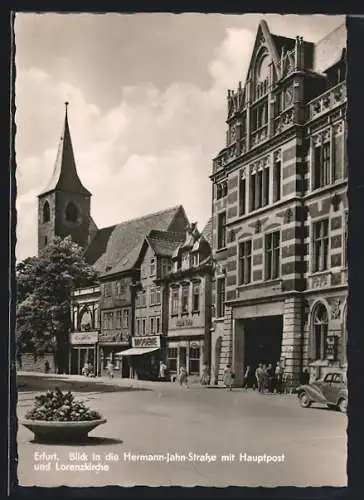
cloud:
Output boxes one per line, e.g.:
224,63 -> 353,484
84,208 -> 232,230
15,27 -> 254,261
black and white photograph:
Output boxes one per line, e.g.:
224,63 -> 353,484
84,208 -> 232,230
14,12 -> 347,488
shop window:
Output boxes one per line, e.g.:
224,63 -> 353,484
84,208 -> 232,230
239,240 -> 252,285
216,278 -> 225,318
122,309 -> 129,329
313,219 -> 329,272
265,231 -> 280,280
312,302 -> 329,360
181,284 -> 189,314
192,283 -> 200,312
189,346 -> 200,375
217,212 -> 226,249
43,201 -> 50,223
313,140 -> 330,189
167,348 -> 178,372
171,287 -> 179,316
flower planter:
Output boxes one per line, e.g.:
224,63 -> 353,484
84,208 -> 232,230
20,418 -> 107,443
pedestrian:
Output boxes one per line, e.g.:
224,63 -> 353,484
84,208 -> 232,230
82,361 -> 89,376
158,360 -> 167,380
44,360 -> 50,374
179,366 -> 189,388
242,365 -> 251,390
106,360 -> 114,378
267,363 -> 274,393
255,363 -> 264,393
200,363 -> 210,386
274,362 -> 283,394
223,364 -> 234,391
300,367 -> 310,385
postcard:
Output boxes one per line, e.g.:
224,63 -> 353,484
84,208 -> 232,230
14,12 -> 347,488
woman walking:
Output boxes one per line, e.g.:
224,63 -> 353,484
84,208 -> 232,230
200,363 -> 210,386
223,364 -> 234,391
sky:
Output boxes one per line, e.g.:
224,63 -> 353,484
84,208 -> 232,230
14,13 -> 345,261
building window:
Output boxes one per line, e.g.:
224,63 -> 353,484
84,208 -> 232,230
156,316 -> 161,333
181,284 -> 189,314
122,309 -> 129,329
150,287 -> 156,306
251,101 -> 268,131
44,236 -> 48,246
217,212 -> 226,249
192,253 -> 199,267
273,161 -> 281,202
313,219 -> 329,272
192,283 -> 200,312
238,240 -> 252,285
116,279 -> 126,296
103,283 -> 112,297
167,348 -> 178,372
239,176 -> 246,216
312,303 -> 329,360
150,317 -> 155,334
265,231 -> 280,280
189,346 -> 200,375
150,258 -> 156,276
136,318 -> 141,335
313,140 -> 330,189
155,286 -> 161,304
262,167 -> 270,206
103,312 -> 113,330
216,181 -> 228,200
333,132 -> 344,182
216,278 -> 225,318
43,201 -> 50,223
343,212 -> 348,268
136,290 -> 146,307
115,310 -> 122,328
161,259 -> 172,277
142,318 -> 146,335
171,287 -> 179,316
65,201 -> 79,223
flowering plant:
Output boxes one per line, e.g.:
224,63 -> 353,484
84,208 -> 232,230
25,387 -> 102,422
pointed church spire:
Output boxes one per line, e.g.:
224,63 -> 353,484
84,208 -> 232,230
39,102 -> 91,197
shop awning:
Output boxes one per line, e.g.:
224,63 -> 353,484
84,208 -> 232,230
116,347 -> 159,356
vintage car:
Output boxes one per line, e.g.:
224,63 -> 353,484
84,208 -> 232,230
296,372 -> 347,413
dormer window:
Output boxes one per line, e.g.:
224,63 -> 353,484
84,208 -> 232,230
150,258 -> 156,276
192,253 -> 199,267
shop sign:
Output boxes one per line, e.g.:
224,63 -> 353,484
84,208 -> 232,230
70,331 -> 98,345
132,336 -> 160,348
326,336 -> 338,361
176,318 -> 193,327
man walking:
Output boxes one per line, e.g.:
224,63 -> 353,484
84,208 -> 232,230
275,362 -> 283,394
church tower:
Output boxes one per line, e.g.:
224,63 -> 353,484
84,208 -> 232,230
37,102 -> 92,253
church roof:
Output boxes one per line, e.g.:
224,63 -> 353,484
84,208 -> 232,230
85,205 -> 188,274
38,103 -> 91,197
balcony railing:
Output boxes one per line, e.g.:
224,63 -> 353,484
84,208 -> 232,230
308,81 -> 346,122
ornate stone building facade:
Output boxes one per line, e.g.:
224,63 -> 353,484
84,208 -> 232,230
210,21 -> 347,386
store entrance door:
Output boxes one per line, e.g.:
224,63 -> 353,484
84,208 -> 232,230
243,315 -> 283,372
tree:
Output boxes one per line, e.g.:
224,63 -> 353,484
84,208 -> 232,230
16,236 -> 98,373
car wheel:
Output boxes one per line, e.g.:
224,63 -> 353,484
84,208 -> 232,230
338,398 -> 347,413
299,391 -> 311,408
